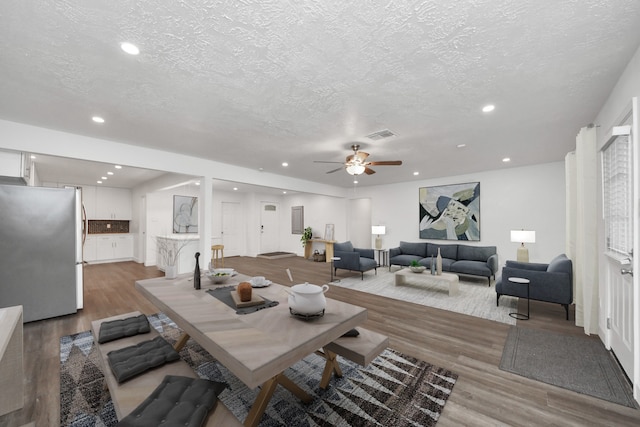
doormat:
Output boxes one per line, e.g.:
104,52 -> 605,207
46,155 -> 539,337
256,251 -> 296,259
61,313 -> 458,426
499,326 -> 637,408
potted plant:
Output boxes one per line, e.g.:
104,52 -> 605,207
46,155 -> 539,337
301,227 -> 313,259
409,260 -> 426,273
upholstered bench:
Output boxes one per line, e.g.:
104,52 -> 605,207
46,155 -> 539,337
91,311 -> 242,426
316,327 -> 389,389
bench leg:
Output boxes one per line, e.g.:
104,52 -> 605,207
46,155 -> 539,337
317,348 -> 343,389
174,332 -> 190,351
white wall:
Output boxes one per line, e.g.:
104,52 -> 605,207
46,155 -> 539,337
353,162 -> 566,266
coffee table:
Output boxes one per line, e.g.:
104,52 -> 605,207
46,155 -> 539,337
135,273 -> 367,427
394,269 -> 460,296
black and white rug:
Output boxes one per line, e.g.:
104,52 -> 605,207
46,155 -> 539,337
61,313 -> 458,426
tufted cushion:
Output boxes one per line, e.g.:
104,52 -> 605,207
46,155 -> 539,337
547,254 -> 572,275
116,375 -> 226,427
98,314 -> 150,344
107,336 -> 180,383
333,241 -> 354,252
399,241 -> 427,257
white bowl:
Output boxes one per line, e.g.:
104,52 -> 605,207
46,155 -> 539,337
409,266 -> 426,273
206,269 -> 235,284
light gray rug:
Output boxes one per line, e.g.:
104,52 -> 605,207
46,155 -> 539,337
331,268 -> 517,325
500,326 -> 637,408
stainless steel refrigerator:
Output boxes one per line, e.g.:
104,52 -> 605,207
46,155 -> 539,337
0,185 -> 84,322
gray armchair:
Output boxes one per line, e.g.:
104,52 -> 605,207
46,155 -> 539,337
333,241 -> 378,280
496,254 -> 573,319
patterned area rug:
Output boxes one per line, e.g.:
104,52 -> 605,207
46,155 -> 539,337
60,313 -> 458,426
332,268 -> 517,325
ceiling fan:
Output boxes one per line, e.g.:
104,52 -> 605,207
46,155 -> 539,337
314,144 -> 402,176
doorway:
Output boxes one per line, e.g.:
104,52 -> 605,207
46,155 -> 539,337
601,99 -> 638,389
260,201 -> 280,254
221,201 -> 243,256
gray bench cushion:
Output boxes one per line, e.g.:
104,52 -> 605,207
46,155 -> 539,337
98,314 -> 150,344
116,375 -> 226,427
107,336 -> 180,383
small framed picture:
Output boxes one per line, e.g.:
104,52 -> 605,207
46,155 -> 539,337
324,224 -> 334,241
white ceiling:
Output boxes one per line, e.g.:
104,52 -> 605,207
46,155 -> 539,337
1,1 -> 640,189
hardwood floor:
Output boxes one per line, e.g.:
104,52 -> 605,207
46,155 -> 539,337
1,257 -> 638,426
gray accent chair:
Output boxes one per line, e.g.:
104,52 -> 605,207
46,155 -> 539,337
495,254 -> 573,320
333,241 -> 378,280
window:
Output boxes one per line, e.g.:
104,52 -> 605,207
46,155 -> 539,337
602,123 -> 633,257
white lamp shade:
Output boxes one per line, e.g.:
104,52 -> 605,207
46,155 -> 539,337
346,163 -> 365,175
510,230 -> 536,243
371,225 -> 386,235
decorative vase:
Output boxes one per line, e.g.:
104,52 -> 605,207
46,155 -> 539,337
165,265 -> 177,279
436,248 -> 442,275
430,255 -> 435,275
194,252 -> 201,290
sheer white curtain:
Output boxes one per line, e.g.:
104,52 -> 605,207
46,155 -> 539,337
566,126 -> 599,334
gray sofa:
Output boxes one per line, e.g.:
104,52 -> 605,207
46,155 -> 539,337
333,241 -> 378,279
496,254 -> 573,320
388,241 -> 499,284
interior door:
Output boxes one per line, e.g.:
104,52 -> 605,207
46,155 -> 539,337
260,201 -> 279,254
603,104 -> 637,383
221,201 -> 242,256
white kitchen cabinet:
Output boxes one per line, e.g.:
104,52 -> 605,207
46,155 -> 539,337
95,187 -> 132,220
83,236 -> 98,262
81,185 -> 97,219
94,235 -> 134,262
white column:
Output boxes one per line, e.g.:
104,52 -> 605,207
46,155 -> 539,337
199,176 -> 213,268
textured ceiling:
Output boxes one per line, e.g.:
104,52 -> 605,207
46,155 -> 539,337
1,0 -> 640,188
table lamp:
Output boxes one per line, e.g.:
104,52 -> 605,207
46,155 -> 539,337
372,225 -> 386,249
510,230 -> 535,262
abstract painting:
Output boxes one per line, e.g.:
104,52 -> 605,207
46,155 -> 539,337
419,182 -> 480,241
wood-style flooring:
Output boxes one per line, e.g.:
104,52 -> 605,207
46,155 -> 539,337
1,257 -> 638,427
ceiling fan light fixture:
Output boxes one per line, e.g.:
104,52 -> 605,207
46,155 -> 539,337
346,164 -> 366,175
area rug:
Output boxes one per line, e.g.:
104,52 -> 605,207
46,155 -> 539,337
332,268 -> 517,325
499,326 -> 637,408
61,313 -> 458,426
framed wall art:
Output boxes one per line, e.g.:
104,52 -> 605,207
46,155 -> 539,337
419,182 -> 480,241
173,195 -> 198,233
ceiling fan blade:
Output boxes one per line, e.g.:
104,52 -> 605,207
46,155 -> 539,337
326,166 -> 345,174
314,160 -> 344,164
364,167 -> 376,175
367,160 -> 402,166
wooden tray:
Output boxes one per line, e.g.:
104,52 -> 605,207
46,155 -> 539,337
230,290 -> 265,308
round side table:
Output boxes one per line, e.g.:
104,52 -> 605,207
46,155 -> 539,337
330,257 -> 341,283
508,277 -> 530,320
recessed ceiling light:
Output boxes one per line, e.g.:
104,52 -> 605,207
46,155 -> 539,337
30,155 -> 36,159
101,176 -> 107,180
457,144 -> 466,148
97,180 -> 103,184
282,191 -> 287,194
482,104 -> 495,113
92,116 -> 105,123
502,157 -> 511,162
233,187 -> 238,191
120,42 -> 140,55
413,172 -> 419,176
353,180 -> 358,184
195,182 -> 200,186
282,162 -> 288,167
114,165 -> 122,169
107,171 -> 114,175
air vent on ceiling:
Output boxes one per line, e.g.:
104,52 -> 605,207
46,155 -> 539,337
365,129 -> 396,140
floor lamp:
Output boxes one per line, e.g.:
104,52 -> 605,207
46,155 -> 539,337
510,230 -> 536,262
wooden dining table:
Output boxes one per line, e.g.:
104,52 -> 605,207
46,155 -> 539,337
135,273 -> 367,427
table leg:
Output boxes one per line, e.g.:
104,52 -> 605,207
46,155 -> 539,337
317,348 -> 343,389
395,274 -> 405,286
173,332 -> 190,351
244,372 -> 313,427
